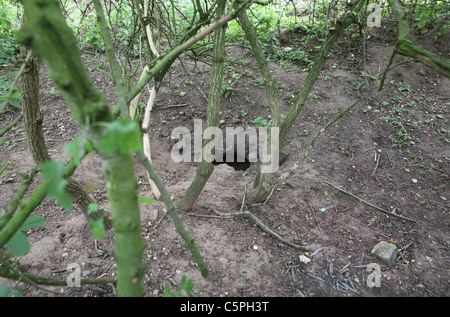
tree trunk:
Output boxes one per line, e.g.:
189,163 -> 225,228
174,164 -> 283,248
237,9 -> 281,203
19,14 -> 111,229
176,0 -> 227,212
243,0 -> 366,203
19,38 -> 50,165
19,0 -> 144,296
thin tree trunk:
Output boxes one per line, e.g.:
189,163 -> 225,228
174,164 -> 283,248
19,14 -> 111,229
19,32 -> 50,165
387,0 -> 450,77
237,9 -> 281,203
243,0 -> 367,203
176,0 -> 227,212
280,0 -> 366,144
19,0 -> 142,296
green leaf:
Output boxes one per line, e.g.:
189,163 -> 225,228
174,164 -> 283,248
163,275 -> 194,297
41,161 -> 72,212
5,216 -> 45,256
87,203 -> 99,215
89,219 -> 105,239
99,119 -> 142,156
139,196 -> 155,205
87,204 -> 105,239
180,275 -> 194,297
19,216 -> 46,231
64,136 -> 85,166
0,286 -> 22,297
58,191 -> 73,212
6,231 -> 30,256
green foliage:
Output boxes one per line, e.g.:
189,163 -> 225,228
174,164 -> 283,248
139,196 -> 156,205
163,275 -> 194,297
0,1 -> 21,66
41,161 -> 72,212
64,136 -> 94,166
396,81 -> 411,92
6,216 -> 46,256
0,73 -> 22,109
383,117 -> 421,149
99,119 -> 142,156
268,46 -> 312,67
66,1 -> 140,55
0,285 -> 22,297
87,203 -> 105,239
412,0 -> 450,35
80,22 -> 105,52
253,116 -> 271,130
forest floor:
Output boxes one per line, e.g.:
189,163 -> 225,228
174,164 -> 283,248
0,27 -> 449,297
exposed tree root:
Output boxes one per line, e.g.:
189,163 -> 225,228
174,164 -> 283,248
194,205 -> 309,251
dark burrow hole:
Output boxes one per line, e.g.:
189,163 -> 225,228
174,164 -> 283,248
212,151 -> 251,171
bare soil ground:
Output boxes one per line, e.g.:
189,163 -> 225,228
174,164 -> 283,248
0,29 -> 449,297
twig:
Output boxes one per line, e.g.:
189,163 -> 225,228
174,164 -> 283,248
136,150 -> 210,279
149,211 -> 168,232
0,114 -> 23,138
250,184 -> 277,207
0,166 -> 40,231
240,173 -> 248,212
305,201 -> 323,234
0,162 -> 9,177
204,205 -> 308,251
399,242 -> 413,252
0,50 -> 33,114
363,146 -> 377,154
311,247 -> 324,257
0,266 -> 115,287
324,181 -> 416,222
153,103 -> 190,110
278,82 -> 365,182
371,153 -> 381,176
178,57 -> 208,102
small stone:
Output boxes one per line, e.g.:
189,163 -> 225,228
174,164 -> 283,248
2,178 -> 14,184
371,241 -> 398,267
82,270 -> 91,278
160,128 -> 170,137
149,209 -> 158,221
299,255 -> 311,264
286,181 -> 296,189
219,257 -> 228,265
180,91 -> 187,97
253,245 -> 258,251
412,178 -> 418,183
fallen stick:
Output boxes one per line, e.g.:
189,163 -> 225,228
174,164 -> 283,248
153,103 -> 190,111
0,114 -> 22,138
324,181 -> 416,222
204,205 -> 308,251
